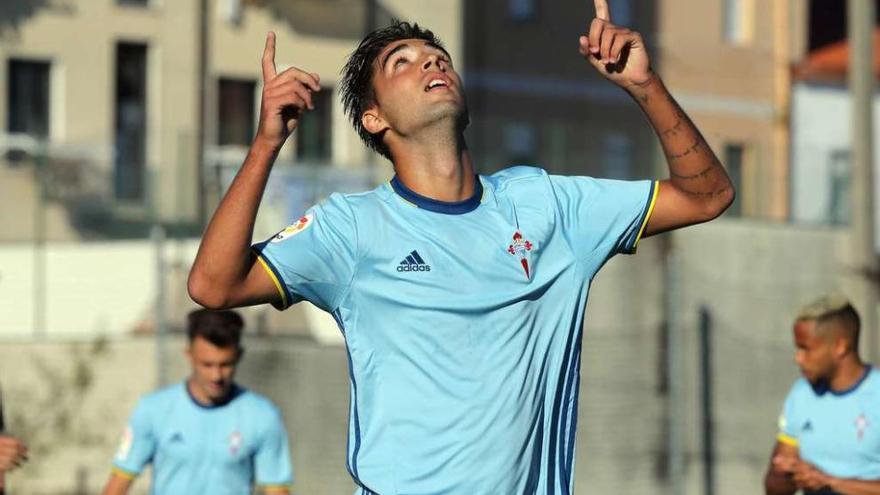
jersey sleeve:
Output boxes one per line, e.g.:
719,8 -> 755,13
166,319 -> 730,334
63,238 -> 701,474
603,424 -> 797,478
252,193 -> 358,312
254,406 -> 294,489
548,175 -> 658,261
111,398 -> 156,479
777,382 -> 801,447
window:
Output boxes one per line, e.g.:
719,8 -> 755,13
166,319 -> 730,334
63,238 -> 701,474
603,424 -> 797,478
724,143 -> 744,217
828,149 -> 850,226
508,0 -> 536,22
7,60 -> 50,138
114,42 -> 148,201
218,79 -> 256,146
602,132 -> 633,179
295,88 -> 332,163
723,0 -> 755,44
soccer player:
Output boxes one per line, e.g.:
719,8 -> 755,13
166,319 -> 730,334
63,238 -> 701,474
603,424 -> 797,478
188,0 -> 734,492
764,296 -> 880,495
101,310 -> 293,495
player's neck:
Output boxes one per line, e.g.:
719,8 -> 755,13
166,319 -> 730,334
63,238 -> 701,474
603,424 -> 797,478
829,357 -> 868,393
391,135 -> 476,203
186,378 -> 234,407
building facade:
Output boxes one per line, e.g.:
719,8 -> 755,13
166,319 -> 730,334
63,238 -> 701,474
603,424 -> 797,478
0,0 -> 463,241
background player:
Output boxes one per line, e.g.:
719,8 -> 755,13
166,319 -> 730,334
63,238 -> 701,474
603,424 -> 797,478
764,296 -> 880,495
101,309 -> 293,495
188,0 -> 733,492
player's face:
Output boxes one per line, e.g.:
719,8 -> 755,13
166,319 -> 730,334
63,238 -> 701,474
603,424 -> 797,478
793,320 -> 836,385
187,336 -> 240,403
368,38 -> 468,138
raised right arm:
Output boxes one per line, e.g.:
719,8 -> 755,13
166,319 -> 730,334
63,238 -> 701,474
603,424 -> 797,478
188,32 -> 321,309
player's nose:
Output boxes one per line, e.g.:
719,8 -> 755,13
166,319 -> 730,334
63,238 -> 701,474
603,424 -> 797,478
422,55 -> 445,72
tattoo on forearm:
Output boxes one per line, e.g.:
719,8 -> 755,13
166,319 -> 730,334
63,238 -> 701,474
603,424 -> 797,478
679,184 -> 733,198
661,119 -> 684,139
671,155 -> 723,180
667,138 -> 703,160
671,162 -> 718,181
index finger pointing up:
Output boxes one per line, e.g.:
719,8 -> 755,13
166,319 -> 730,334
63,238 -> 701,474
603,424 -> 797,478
594,0 -> 610,21
262,31 -> 277,82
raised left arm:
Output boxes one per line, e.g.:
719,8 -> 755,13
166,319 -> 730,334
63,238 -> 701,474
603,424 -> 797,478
581,0 -> 735,236
628,76 -> 735,236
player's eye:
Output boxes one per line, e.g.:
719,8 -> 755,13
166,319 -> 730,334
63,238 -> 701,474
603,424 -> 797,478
394,57 -> 408,68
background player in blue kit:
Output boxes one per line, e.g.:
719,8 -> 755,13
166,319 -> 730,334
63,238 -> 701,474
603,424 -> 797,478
101,310 -> 293,495
764,296 -> 880,495
188,0 -> 734,492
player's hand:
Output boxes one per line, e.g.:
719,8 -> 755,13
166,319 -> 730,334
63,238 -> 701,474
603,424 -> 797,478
771,454 -> 799,474
0,435 -> 28,471
791,461 -> 831,491
578,0 -> 653,90
255,32 -> 322,151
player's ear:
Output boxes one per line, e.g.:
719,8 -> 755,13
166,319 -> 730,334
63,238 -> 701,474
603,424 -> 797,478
833,335 -> 848,359
362,106 -> 389,136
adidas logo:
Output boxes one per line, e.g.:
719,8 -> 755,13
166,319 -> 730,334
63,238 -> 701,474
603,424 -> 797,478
170,432 -> 185,443
397,250 -> 431,272
803,421 -> 813,432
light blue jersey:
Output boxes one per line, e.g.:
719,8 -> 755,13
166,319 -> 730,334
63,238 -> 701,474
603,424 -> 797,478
777,367 -> 880,479
254,166 -> 657,494
112,382 -> 293,494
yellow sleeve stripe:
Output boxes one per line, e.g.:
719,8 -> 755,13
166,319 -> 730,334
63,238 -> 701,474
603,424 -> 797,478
777,433 -> 799,447
111,466 -> 138,480
255,253 -> 289,309
259,483 -> 293,493
632,180 -> 660,253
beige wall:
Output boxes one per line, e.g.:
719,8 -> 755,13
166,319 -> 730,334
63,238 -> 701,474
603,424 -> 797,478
0,0 -> 463,228
0,1 -> 201,222
658,0 -> 808,220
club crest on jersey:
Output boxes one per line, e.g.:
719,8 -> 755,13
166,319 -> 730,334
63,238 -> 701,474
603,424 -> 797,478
271,213 -> 314,243
507,231 -> 534,279
856,413 -> 871,441
229,430 -> 243,455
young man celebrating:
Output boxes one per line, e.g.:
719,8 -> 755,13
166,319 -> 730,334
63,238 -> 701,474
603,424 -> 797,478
101,310 -> 293,495
764,296 -> 880,495
188,1 -> 733,492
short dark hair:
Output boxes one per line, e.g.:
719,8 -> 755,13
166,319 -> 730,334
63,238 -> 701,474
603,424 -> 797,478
340,20 -> 446,160
187,309 -> 243,348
